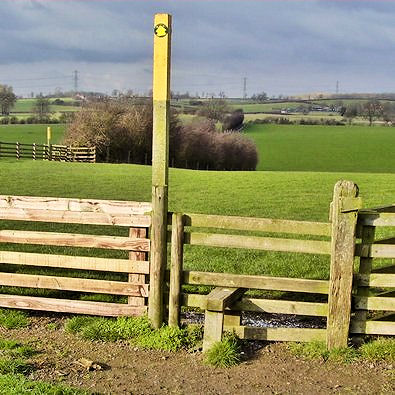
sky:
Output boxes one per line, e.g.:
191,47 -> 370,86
1,0 -> 395,97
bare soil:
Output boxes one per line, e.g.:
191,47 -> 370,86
0,314 -> 393,395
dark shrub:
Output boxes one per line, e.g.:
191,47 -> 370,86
64,100 -> 258,170
223,109 -> 244,131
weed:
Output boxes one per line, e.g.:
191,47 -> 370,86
64,315 -> 203,352
288,340 -> 329,361
0,373 -> 87,395
0,357 -> 33,375
204,333 -> 241,368
289,338 -> 395,364
46,322 -> 58,331
0,309 -> 29,329
135,326 -> 190,352
360,337 -> 395,362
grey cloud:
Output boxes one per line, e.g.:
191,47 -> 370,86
0,0 -> 394,96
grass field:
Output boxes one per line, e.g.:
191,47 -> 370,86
11,98 -> 80,114
0,160 -> 393,282
0,124 -> 66,144
244,124 -> 395,173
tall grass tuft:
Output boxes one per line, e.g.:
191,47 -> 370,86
204,333 -> 241,367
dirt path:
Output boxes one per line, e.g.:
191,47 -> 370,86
0,315 -> 393,394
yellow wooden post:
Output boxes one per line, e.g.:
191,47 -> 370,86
47,126 -> 51,146
149,13 -> 172,328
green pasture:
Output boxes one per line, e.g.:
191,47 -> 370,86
11,98 -> 80,114
243,113 -> 345,122
229,102 -> 310,113
245,123 -> 395,173
0,124 -> 66,144
0,160 -> 393,284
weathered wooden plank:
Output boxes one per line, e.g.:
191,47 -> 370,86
355,243 -> 395,258
203,310 -> 224,352
354,296 -> 395,311
0,195 -> 151,215
169,213 -> 184,327
185,232 -> 331,255
356,273 -> 395,288
233,298 -> 328,316
358,212 -> 395,227
0,230 -> 150,251
0,250 -> 149,274
205,287 -> 246,312
327,180 -> 359,350
183,213 -> 331,236
350,320 -> 395,335
182,293 -> 328,316
0,208 -> 151,227
226,326 -> 327,342
354,225 -> 376,341
183,271 -> 329,294
0,272 -> 148,296
128,227 -> 148,306
0,294 -> 146,316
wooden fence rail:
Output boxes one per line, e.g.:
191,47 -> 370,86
0,141 -> 96,163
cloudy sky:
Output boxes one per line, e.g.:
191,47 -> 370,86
1,0 -> 394,97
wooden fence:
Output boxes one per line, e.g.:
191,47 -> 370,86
0,141 -> 96,163
0,183 -> 393,349
0,195 -> 151,316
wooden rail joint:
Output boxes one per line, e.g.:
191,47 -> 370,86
202,287 -> 245,352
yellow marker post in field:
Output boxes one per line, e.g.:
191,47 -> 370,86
149,13 -> 172,328
47,126 -> 51,146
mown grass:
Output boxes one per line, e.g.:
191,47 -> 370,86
0,160 -> 393,282
11,98 -> 79,114
244,123 -> 395,173
0,124 -> 65,144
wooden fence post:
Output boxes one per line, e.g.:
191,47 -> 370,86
129,227 -> 148,307
149,13 -> 172,329
16,142 -> 20,160
169,213 -> 184,327
327,180 -> 361,349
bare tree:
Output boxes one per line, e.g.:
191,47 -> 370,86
0,85 -> 16,115
362,100 -> 384,126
